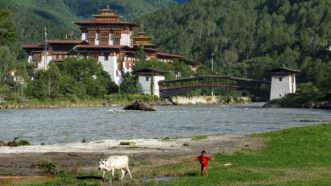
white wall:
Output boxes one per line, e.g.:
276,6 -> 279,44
81,33 -> 87,41
38,54 -> 53,70
109,33 -> 113,46
270,74 -> 296,100
98,55 -> 122,85
120,33 -> 132,47
28,55 -> 33,63
95,33 -> 100,46
171,96 -> 219,105
292,75 -> 296,93
122,60 -> 133,74
138,75 -> 165,97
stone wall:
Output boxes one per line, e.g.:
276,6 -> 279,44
170,96 -> 251,105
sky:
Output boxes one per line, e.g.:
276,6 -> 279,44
176,0 -> 189,3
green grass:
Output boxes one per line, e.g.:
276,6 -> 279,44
7,124 -> 331,186
191,135 -> 208,141
155,124 -> 331,186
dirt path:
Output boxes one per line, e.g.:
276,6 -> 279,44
0,134 -> 263,176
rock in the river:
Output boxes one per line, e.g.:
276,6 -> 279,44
263,102 -> 281,108
0,140 -> 6,146
124,101 -> 156,111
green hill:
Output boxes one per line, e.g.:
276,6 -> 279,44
0,0 -> 175,43
142,0 -> 331,101
143,0 -> 331,78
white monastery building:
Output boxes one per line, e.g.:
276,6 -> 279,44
23,8 -> 197,85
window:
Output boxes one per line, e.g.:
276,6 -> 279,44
81,33 -> 87,41
113,32 -> 121,45
109,33 -> 113,45
104,53 -> 109,61
279,77 -> 283,82
95,32 -> 100,45
146,77 -> 150,81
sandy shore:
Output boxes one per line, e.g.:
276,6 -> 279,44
0,134 -> 262,176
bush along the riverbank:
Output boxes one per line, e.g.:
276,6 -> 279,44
265,83 -> 331,109
0,94 -> 162,110
0,137 -> 31,147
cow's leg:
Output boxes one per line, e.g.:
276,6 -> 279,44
126,166 -> 133,179
111,169 -> 115,183
120,169 -> 125,180
102,171 -> 106,179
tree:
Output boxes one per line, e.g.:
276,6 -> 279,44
0,46 -> 15,84
135,46 -> 147,63
120,74 -> 138,94
26,58 -> 115,99
0,11 -> 16,46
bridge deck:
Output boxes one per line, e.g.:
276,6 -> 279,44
158,75 -> 270,97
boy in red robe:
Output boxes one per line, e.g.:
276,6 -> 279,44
194,150 -> 213,176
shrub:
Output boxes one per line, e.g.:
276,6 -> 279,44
37,161 -> 58,175
6,137 -> 31,147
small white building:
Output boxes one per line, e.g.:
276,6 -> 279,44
269,67 -> 299,100
135,68 -> 166,97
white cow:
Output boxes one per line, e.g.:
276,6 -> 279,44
98,155 -> 133,181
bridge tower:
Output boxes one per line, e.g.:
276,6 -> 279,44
135,68 -> 166,97
269,67 -> 299,100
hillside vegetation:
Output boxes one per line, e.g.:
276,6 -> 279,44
0,0 -> 175,44
142,0 -> 331,103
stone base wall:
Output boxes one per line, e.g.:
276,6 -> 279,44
170,96 -> 251,105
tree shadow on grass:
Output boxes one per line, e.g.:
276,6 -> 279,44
184,171 -> 199,177
76,175 -> 103,180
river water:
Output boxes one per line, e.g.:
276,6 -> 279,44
0,103 -> 331,144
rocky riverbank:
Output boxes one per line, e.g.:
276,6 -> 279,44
0,95 -> 170,110
0,96 -> 253,110
170,96 -> 251,105
264,99 -> 331,109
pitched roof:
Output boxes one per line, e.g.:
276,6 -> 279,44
269,67 -> 300,74
74,45 -> 122,49
134,67 -> 168,75
23,40 -> 82,49
47,40 -> 82,44
22,44 -> 43,49
75,20 -> 138,27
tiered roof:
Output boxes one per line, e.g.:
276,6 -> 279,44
75,8 -> 138,27
133,32 -> 158,48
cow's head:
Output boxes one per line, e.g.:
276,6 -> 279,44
98,159 -> 107,171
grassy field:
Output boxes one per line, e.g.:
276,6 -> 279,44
4,123 -> 331,186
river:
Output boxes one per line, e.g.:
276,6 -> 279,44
0,103 -> 331,144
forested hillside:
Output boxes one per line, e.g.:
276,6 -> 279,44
63,0 -> 175,19
143,0 -> 331,82
0,0 -> 175,44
